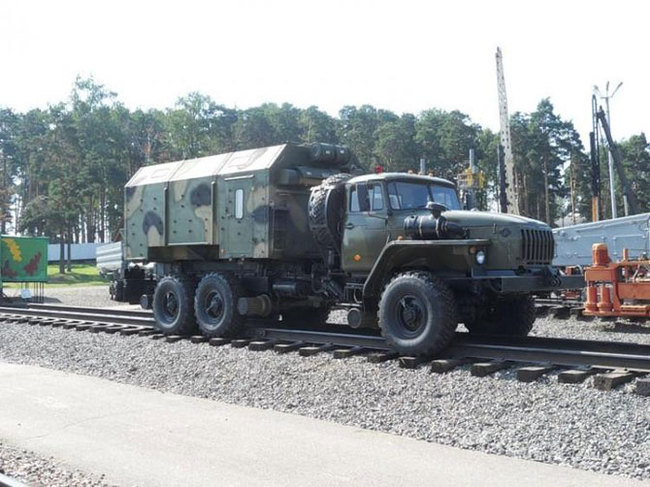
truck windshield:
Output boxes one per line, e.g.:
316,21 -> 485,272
387,181 -> 460,210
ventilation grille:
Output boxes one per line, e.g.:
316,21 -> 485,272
521,229 -> 554,264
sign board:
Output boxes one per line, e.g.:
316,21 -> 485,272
0,236 -> 49,283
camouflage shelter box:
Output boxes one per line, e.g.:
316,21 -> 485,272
124,143 -> 350,262
0,236 -> 48,283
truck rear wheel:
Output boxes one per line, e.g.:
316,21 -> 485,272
194,273 -> 244,338
378,272 -> 456,356
152,276 -> 197,335
464,295 -> 536,336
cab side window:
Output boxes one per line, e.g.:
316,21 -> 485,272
349,186 -> 360,212
368,183 -> 384,211
387,182 -> 401,209
350,183 -> 382,212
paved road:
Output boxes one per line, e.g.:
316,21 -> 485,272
0,362 -> 643,487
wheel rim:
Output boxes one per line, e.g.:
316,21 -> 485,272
161,291 -> 179,323
394,294 -> 426,337
203,290 -> 225,324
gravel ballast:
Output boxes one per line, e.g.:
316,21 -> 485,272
0,441 -> 112,487
1,292 -> 650,482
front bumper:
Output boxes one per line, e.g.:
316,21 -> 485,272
492,274 -> 584,293
448,267 -> 585,293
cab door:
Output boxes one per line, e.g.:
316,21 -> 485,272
341,181 -> 388,272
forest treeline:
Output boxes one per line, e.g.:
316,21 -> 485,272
0,76 -> 649,244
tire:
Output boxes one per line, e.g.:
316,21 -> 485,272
282,306 -> 330,327
308,173 -> 351,253
194,273 -> 244,338
464,295 -> 536,336
152,276 -> 197,335
378,272 -> 457,356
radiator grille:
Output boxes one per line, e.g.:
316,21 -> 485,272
521,229 -> 554,264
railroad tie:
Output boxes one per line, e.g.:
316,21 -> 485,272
165,335 -> 184,343
208,337 -> 231,347
549,306 -> 571,319
535,305 -> 550,317
333,346 -> 366,359
150,333 -> 166,340
230,339 -> 251,348
138,329 -> 156,336
575,313 -> 595,322
298,343 -> 335,357
273,341 -> 305,353
570,307 -> 585,317
471,360 -> 510,377
430,358 -> 471,374
516,364 -> 555,383
636,378 -> 650,396
190,335 -> 207,343
119,327 -> 142,336
366,351 -> 399,364
399,356 -> 430,369
104,325 -> 125,334
593,370 -> 637,391
89,323 -> 111,333
557,368 -> 598,384
248,340 -> 278,351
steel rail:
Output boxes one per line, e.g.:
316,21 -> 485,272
0,306 -> 154,326
448,341 -> 650,373
1,305 -> 649,372
245,325 -> 389,350
0,302 -> 152,318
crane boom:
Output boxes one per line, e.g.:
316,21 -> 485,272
597,108 -> 639,215
495,47 -> 520,215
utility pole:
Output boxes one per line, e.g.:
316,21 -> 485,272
594,81 -> 623,218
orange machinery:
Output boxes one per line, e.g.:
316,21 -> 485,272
584,243 -> 650,317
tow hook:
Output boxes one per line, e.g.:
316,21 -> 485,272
541,266 -> 562,287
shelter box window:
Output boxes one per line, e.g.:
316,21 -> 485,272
235,189 -> 244,219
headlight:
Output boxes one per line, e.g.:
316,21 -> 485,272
476,250 -> 486,265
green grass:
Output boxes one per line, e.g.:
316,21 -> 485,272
46,264 -> 108,286
3,263 -> 109,288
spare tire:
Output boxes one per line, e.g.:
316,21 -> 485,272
308,173 -> 351,254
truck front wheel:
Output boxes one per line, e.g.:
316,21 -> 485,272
378,272 -> 457,356
194,273 -> 244,338
464,295 -> 536,336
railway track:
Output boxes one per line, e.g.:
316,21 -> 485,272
1,303 -> 649,394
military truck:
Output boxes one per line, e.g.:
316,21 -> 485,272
117,142 -> 581,356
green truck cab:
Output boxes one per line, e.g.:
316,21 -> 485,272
117,142 -> 581,356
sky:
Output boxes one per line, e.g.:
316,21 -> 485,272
1,0 -> 649,146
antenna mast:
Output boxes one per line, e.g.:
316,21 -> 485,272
495,47 -> 520,215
